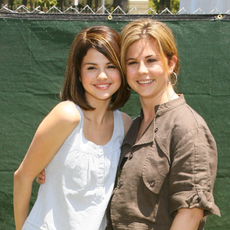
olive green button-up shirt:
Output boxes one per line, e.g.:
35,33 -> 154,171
106,95 -> 220,230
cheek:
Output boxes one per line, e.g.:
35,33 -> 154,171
152,66 -> 166,78
113,71 -> 122,85
126,67 -> 134,80
81,69 -> 90,80
107,70 -> 121,91
81,74 -> 90,85
126,75 -> 132,85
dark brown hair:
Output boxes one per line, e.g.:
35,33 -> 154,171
61,26 -> 130,110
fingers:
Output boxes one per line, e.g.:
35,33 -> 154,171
36,170 -> 46,184
41,169 -> 45,176
36,176 -> 45,184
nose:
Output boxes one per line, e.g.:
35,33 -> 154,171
97,71 -> 108,80
138,61 -> 148,74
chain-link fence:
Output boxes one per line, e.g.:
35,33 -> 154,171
0,9 -> 230,230
1,4 -> 230,15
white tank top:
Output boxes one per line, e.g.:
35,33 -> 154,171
22,105 -> 124,230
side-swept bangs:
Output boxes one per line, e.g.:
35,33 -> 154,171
61,26 -> 130,110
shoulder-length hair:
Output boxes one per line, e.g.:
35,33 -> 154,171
120,19 -> 179,83
61,26 -> 130,110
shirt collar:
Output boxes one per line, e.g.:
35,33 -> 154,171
154,94 -> 185,117
122,95 -> 186,147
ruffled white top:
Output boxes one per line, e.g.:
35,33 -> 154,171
22,105 -> 124,230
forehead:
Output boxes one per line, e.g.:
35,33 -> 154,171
82,48 -> 110,63
126,38 -> 159,58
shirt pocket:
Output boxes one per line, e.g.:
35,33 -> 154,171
142,143 -> 170,195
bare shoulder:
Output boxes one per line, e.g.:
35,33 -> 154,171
16,101 -> 82,180
35,101 -> 81,140
120,111 -> 133,136
51,101 -> 81,125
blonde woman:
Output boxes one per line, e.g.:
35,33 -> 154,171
106,19 -> 220,230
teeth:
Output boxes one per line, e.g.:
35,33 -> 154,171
138,80 -> 153,84
96,84 -> 110,88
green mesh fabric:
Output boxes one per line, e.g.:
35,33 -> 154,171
0,17 -> 229,229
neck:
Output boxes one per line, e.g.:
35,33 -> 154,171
140,86 -> 177,122
84,94 -> 112,124
83,106 -> 112,125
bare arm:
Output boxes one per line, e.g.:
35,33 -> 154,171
13,101 -> 80,230
170,208 -> 204,230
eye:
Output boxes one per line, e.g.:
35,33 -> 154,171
147,58 -> 156,63
107,65 -> 116,69
87,66 -> 96,70
127,61 -> 137,65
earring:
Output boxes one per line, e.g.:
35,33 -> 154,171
171,72 -> 177,85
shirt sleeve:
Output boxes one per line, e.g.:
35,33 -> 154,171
169,126 -> 221,217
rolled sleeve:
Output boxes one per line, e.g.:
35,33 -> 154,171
169,127 -> 221,217
170,190 -> 220,216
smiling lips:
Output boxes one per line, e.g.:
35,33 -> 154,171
137,79 -> 154,85
93,83 -> 112,89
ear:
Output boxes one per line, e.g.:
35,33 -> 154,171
168,55 -> 177,74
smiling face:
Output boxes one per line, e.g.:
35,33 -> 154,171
126,38 -> 176,105
81,48 -> 121,106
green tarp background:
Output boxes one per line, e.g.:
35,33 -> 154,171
0,14 -> 229,229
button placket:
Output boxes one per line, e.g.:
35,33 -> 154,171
97,149 -> 104,186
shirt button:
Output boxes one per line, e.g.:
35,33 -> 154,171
150,181 -> 155,187
118,181 -> 123,188
154,128 -> 158,132
129,153 -> 133,160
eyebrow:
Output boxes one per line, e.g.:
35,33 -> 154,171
83,61 -> 112,66
126,58 -> 136,62
126,54 -> 156,62
83,63 -> 96,66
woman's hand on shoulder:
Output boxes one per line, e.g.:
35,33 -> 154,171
120,112 -> 132,137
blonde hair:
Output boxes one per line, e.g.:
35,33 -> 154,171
120,19 -> 179,83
